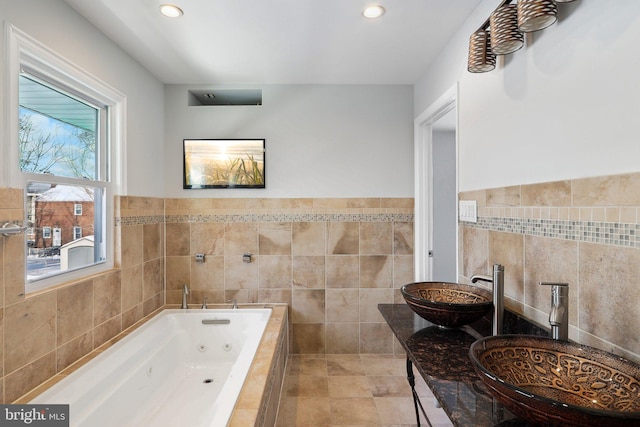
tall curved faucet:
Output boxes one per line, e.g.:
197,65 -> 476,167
471,264 -> 504,336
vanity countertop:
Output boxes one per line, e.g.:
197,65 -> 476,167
378,303 -> 545,427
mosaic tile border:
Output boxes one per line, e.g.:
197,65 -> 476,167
117,213 -> 414,226
463,216 -> 640,248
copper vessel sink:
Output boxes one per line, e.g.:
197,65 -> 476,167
400,282 -> 492,328
469,335 -> 640,427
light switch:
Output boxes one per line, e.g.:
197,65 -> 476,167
459,200 -> 478,223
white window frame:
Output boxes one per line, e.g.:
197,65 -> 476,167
74,204 -> 83,216
4,24 -> 127,293
73,226 -> 82,240
42,226 -> 51,239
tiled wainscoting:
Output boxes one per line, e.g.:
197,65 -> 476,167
161,198 -> 415,355
0,193 -> 412,404
459,172 -> 640,363
0,190 -> 165,403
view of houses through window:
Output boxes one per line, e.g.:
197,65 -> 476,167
19,74 -> 106,283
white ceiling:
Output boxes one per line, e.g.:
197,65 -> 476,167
63,0 -> 483,85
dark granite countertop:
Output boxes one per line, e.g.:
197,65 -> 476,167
379,304 -> 548,427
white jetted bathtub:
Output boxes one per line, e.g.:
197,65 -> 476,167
31,308 -> 272,427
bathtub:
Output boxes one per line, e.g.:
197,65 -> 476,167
30,308 -> 272,427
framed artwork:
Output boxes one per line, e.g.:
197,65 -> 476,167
183,139 -> 265,189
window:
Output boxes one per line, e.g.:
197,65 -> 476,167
5,24 -> 126,293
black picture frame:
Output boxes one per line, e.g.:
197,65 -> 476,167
183,139 -> 265,189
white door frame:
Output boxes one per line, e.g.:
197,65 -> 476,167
414,84 -> 459,281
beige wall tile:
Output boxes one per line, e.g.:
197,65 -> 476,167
393,222 -> 414,255
57,281 -> 93,346
93,315 -> 122,349
258,289 -> 292,306
292,256 -> 325,289
121,265 -> 143,311
93,270 -> 122,325
5,292 -> 56,374
56,332 -> 92,372
572,172 -> 640,206
486,186 -> 520,207
459,189 -> 486,206
461,226 -> 488,279
524,235 -> 578,325
326,255 -> 359,289
259,255 -> 292,289
579,243 -> 640,355
620,207 -> 637,223
190,255 -> 224,291
359,289 -> 393,322
165,256 -> 190,292
4,235 -> 25,305
291,323 -> 325,354
360,256 -> 392,288
165,223 -> 190,256
225,256 -> 258,289
292,289 -> 325,323
292,222 -> 325,256
380,198 -> 414,209
327,222 -> 359,254
488,231 -> 524,303
5,352 -> 56,403
326,289 -> 359,322
359,323 -> 393,354
190,222 -> 224,255
225,222 -> 258,255
142,258 -> 164,299
259,222 -> 292,255
521,180 -> 571,206
360,222 -> 392,255
120,225 -> 143,268
393,255 -> 414,289
143,223 -> 162,261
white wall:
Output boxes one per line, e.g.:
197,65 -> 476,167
0,0 -> 165,197
164,84 -> 414,198
415,0 -> 640,191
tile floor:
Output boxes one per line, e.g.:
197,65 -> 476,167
275,354 -> 454,427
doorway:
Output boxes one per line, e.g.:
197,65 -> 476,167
414,86 -> 458,282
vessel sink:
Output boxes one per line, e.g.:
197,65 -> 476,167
469,335 -> 640,427
400,282 -> 492,328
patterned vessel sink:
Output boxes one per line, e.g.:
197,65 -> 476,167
400,282 -> 492,328
469,335 -> 640,427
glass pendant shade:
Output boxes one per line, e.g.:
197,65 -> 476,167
517,0 -> 558,32
467,30 -> 496,73
490,4 -> 524,55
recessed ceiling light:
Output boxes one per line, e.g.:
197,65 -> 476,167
160,4 -> 183,18
363,5 -> 385,19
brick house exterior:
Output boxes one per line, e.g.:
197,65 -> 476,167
32,185 -> 94,249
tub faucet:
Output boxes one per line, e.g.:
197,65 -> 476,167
540,282 -> 569,341
228,299 -> 238,309
181,284 -> 189,309
201,296 -> 208,309
471,264 -> 504,336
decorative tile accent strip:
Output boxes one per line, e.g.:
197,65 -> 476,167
464,216 -> 640,248
117,213 -> 414,226
116,215 -> 165,226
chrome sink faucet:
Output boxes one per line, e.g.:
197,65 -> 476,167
181,284 -> 189,309
540,282 -> 569,341
471,264 -> 504,336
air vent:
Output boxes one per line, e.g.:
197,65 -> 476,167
188,89 -> 262,106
